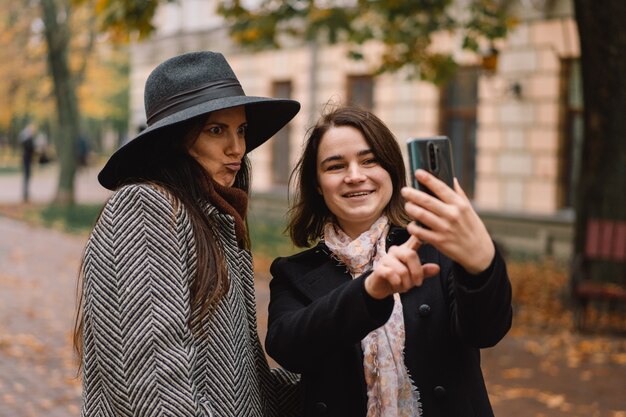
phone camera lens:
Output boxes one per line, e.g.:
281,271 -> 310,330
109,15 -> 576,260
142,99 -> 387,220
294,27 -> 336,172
428,143 -> 438,171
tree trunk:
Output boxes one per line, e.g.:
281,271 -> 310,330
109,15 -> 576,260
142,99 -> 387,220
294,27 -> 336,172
40,0 -> 79,205
573,0 -> 626,283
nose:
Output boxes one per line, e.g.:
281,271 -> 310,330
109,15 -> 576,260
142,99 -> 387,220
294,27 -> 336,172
226,130 -> 246,156
345,163 -> 366,183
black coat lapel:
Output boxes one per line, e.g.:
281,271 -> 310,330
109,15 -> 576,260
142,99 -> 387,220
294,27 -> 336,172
285,229 -> 439,302
290,257 -> 351,301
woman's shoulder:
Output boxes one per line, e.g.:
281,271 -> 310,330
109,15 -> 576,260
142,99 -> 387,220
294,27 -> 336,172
100,183 -> 189,227
106,183 -> 181,209
109,182 -> 169,198
92,183 -> 191,241
272,242 -> 329,268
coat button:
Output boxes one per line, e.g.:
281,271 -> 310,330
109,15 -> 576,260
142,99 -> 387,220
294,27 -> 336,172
418,304 -> 431,317
314,402 -> 328,414
433,385 -> 446,399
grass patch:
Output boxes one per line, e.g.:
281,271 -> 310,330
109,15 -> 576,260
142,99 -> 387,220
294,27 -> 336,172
0,165 -> 21,175
38,204 -> 103,234
0,203 -> 103,235
249,216 -> 298,260
0,202 -> 298,261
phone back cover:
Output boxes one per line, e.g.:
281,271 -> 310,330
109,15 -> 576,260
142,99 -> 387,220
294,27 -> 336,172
407,136 -> 455,192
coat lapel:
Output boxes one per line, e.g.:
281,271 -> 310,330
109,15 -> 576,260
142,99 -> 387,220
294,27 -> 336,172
287,229 -> 440,302
289,252 -> 352,301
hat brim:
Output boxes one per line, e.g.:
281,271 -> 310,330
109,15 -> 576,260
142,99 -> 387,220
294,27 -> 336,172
98,96 -> 300,190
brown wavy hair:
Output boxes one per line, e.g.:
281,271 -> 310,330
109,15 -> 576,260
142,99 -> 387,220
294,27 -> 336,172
288,105 -> 411,247
73,114 -> 251,371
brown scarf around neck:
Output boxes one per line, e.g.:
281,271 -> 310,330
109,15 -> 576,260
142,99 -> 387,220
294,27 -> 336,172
201,177 -> 248,245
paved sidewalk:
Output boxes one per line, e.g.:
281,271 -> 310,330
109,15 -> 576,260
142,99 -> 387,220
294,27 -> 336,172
0,216 -> 85,417
1,165 -> 625,416
0,165 -> 104,416
2,216 -> 625,417
0,162 -> 273,416
0,163 -> 111,205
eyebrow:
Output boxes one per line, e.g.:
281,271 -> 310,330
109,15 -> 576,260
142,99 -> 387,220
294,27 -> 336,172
204,121 -> 247,128
320,148 -> 374,166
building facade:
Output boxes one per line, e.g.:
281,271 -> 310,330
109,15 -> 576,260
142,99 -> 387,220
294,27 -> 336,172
129,0 -> 580,258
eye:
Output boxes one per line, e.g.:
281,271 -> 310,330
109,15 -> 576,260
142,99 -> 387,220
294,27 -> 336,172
237,124 -> 247,137
363,157 -> 378,166
204,125 -> 223,135
324,163 -> 344,172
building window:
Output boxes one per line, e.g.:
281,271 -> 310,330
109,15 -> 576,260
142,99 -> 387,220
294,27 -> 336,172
439,66 -> 479,198
558,59 -> 583,208
271,81 -> 293,186
346,75 -> 374,110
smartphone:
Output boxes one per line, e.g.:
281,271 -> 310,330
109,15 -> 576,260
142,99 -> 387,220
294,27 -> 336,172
406,136 -> 455,198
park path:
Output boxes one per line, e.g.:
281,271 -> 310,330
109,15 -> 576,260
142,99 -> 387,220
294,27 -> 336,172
0,216 -> 84,416
0,164 -> 106,416
0,163 -> 111,205
1,163 -> 625,416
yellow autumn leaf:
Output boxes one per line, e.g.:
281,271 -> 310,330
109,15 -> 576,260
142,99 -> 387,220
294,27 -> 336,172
611,353 -> 626,365
501,367 -> 534,379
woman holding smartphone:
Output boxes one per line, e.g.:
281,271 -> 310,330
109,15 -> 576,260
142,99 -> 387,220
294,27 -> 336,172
265,105 -> 512,417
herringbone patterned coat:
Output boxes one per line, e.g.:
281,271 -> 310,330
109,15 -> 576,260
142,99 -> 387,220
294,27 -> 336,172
80,184 -> 301,417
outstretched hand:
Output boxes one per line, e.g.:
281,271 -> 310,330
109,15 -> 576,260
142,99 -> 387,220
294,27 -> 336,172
401,169 -> 495,275
364,235 -> 440,300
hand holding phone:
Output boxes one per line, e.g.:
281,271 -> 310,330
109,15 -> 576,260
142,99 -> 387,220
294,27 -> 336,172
403,137 -> 495,273
406,136 -> 455,198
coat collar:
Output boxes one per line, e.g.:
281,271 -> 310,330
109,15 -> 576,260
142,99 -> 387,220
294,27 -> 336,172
285,226 -> 413,301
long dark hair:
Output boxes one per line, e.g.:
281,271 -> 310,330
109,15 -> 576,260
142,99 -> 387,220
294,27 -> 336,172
73,114 -> 251,369
288,105 -> 411,247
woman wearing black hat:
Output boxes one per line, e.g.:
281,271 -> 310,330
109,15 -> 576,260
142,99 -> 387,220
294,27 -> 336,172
74,51 -> 302,417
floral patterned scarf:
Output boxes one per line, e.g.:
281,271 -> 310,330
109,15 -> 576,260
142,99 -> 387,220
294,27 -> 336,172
323,216 -> 421,417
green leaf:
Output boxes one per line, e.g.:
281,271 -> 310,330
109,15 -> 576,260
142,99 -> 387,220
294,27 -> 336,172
217,0 -> 512,83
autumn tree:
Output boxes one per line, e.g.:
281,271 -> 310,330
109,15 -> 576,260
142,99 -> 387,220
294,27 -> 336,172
217,0 -> 626,286
1,0 -> 129,204
40,0 -> 83,204
80,0 -> 625,287
0,1 -> 50,142
218,0 -> 512,83
572,0 -> 626,284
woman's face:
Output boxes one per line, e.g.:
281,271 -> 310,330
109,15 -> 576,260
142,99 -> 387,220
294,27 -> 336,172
316,125 -> 393,239
188,106 -> 247,187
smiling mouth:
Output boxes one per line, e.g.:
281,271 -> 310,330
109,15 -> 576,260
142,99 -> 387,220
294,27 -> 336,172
343,191 -> 373,198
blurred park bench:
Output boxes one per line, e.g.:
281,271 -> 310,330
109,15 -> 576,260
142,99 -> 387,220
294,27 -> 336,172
571,218 -> 626,332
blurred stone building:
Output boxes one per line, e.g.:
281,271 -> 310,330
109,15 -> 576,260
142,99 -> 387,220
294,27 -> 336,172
129,0 -> 580,259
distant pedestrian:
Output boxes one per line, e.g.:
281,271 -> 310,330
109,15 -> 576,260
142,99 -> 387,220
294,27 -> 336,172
18,123 -> 36,202
35,131 -> 52,165
77,135 -> 89,167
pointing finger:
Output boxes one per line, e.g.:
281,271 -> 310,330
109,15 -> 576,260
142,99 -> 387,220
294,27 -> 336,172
403,234 -> 421,251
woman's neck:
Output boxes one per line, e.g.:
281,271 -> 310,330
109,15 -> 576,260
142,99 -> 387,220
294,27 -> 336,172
336,219 -> 379,241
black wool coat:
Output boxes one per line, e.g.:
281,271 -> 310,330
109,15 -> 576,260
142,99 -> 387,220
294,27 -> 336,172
265,227 -> 512,417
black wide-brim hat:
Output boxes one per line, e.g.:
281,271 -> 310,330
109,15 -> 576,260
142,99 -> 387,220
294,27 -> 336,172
98,51 -> 301,190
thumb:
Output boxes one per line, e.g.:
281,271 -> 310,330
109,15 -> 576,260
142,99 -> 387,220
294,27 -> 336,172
422,263 -> 440,278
